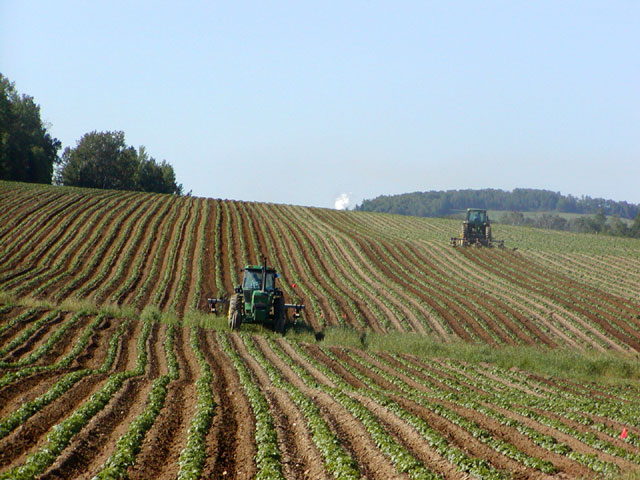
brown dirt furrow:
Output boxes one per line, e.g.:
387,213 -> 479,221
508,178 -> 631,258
436,245 -> 613,350
379,352 -> 484,395
441,361 -> 547,398
0,318 -> 135,471
247,336 -> 405,479
392,394 -> 548,479
369,352 -> 454,395
200,199 -> 223,303
228,201 -> 246,279
202,331 -> 256,480
42,194 -> 150,303
77,194 -> 157,301
319,229 -> 405,332
280,339 -> 471,480
472,249 -> 640,352
328,232 -> 410,332
160,201 -> 197,312
232,334 -> 331,480
345,350 -> 592,478
0,317 -> 122,415
0,193 -> 83,269
218,200 -> 233,294
0,190 -> 66,243
0,309 -> 42,348
199,332 -> 254,479
523,373 -> 632,404
275,338 -> 337,389
238,201 -> 259,265
119,197 -> 177,307
500,249 -> 640,320
387,240 -> 521,344
92,193 -> 171,306
442,248 -> 569,346
197,199 -> 218,309
274,204 -> 376,333
7,314 -> 91,366
422,243 -> 563,348
0,372 -> 113,469
7,192 -> 139,296
303,344 -> 368,390
0,371 -> 63,419
0,306 -> 19,325
183,198 -> 206,313
0,193 -> 114,287
306,209 -> 437,333
128,325 -> 197,480
131,199 -> 184,309
484,248 -> 640,323
533,408 -> 640,456
437,396 -> 593,478
488,402 -> 640,474
312,235 -> 388,332
243,202 -> 268,261
32,314 -> 93,367
71,316 -> 122,370
366,238 -> 452,335
525,251 -> 640,300
177,201 -> 205,315
1,312 -> 66,363
431,245 -> 558,338
281,205 -> 391,333
40,320 -> 160,480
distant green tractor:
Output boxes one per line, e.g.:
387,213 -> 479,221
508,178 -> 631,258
451,208 -> 504,248
208,259 -> 304,333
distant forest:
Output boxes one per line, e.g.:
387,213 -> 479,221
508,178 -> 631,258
356,188 -> 639,220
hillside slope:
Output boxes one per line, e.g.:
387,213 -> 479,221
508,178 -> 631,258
1,181 -> 640,352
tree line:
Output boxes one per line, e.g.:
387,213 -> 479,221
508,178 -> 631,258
0,73 -> 182,195
356,188 -> 639,220
357,188 -> 640,238
498,211 -> 640,238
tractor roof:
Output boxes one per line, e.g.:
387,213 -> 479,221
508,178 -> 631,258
244,265 -> 276,272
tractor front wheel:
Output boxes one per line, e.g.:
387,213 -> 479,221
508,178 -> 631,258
228,293 -> 243,330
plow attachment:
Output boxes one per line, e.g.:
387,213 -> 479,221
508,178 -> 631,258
207,297 -> 228,314
284,303 -> 305,321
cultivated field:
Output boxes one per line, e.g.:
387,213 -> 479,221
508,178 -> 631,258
1,181 -> 640,479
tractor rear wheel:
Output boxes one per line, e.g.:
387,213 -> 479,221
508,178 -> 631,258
274,296 -> 285,334
228,293 -> 243,330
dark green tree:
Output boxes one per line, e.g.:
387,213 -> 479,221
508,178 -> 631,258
0,74 -> 61,183
57,131 -> 182,194
630,213 -> 640,238
57,131 -> 138,190
135,146 -> 182,195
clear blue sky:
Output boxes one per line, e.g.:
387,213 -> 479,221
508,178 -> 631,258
2,1 -> 638,208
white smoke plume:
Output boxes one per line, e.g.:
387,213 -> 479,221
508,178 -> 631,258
334,193 -> 351,210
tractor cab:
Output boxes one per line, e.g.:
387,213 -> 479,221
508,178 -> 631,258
242,267 -> 276,292
467,209 -> 487,224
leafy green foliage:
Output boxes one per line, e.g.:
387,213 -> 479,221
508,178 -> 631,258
357,188 -> 639,220
0,74 -> 61,184
56,131 -> 182,194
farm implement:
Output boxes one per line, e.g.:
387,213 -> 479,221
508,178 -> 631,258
208,258 -> 304,333
451,208 -> 505,248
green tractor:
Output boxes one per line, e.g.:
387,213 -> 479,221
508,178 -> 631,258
451,208 -> 504,248
207,259 -> 304,333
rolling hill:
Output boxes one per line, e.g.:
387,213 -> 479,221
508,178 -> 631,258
1,180 -> 640,479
